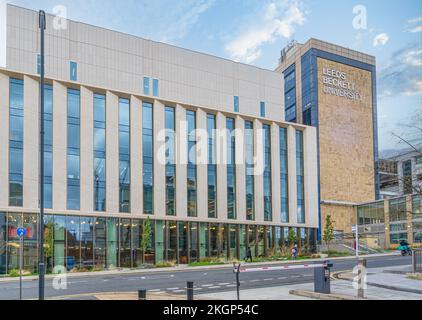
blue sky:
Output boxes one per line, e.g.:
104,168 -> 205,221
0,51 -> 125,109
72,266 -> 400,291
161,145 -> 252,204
7,0 -> 422,154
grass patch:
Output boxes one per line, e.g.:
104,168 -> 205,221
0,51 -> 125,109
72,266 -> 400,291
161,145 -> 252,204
321,250 -> 351,257
188,261 -> 225,267
407,273 -> 422,281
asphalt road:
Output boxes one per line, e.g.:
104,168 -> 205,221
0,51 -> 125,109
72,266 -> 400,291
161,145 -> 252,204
0,255 -> 412,300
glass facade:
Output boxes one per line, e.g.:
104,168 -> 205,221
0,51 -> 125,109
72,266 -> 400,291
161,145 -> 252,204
187,110 -> 197,217
358,201 -> 385,225
296,130 -> 305,224
283,64 -> 296,122
43,85 -> 53,209
165,106 -> 176,216
227,118 -> 236,220
67,89 -> 80,210
245,121 -> 255,220
279,127 -> 289,222
263,124 -> 272,221
9,79 -> 24,207
143,102 -> 153,214
389,197 -> 407,222
0,211 -> 318,274
94,93 -> 106,211
207,114 -> 217,218
301,51 -> 318,127
119,98 -> 130,213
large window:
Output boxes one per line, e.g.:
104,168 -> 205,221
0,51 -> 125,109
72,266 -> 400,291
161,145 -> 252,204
389,197 -> 407,222
119,98 -> 130,213
245,121 -> 255,220
301,51 -> 317,127
187,110 -> 197,217
280,127 -> 289,222
263,124 -> 272,221
283,64 -> 296,122
143,102 -> 153,214
94,94 -> 106,211
165,106 -> 176,216
67,88 -> 80,210
357,201 -> 385,225
296,130 -> 305,223
9,78 -> 24,207
43,85 -> 53,209
207,114 -> 217,218
227,118 -> 236,219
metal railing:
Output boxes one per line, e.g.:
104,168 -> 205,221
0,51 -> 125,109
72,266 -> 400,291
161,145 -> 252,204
412,249 -> 422,273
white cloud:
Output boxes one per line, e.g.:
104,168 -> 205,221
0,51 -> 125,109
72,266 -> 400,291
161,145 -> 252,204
160,0 -> 215,42
373,33 -> 389,47
408,16 -> 422,24
225,1 -> 306,63
407,26 -> 422,33
403,49 -> 422,67
379,42 -> 422,97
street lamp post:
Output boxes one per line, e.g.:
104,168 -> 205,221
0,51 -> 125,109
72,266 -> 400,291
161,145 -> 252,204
38,10 -> 46,301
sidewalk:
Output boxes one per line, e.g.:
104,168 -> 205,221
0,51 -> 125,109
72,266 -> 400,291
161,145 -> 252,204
196,278 -> 422,300
336,265 -> 422,295
0,252 -> 398,283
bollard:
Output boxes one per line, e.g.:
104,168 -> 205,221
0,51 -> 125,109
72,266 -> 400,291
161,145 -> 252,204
233,263 -> 241,301
138,289 -> 147,300
357,259 -> 366,299
187,281 -> 194,300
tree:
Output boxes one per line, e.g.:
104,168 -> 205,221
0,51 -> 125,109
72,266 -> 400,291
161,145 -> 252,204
140,217 -> 152,264
323,214 -> 335,256
287,228 -> 297,249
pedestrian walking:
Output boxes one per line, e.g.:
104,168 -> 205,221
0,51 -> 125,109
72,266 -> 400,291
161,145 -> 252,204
245,246 -> 253,262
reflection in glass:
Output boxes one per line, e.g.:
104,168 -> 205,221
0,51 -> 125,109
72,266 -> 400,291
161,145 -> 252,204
187,110 -> 197,217
119,98 -> 130,212
207,114 -> 217,218
227,118 -> 236,219
67,88 -> 80,210
9,79 -> 24,206
245,121 -> 255,220
143,102 -> 153,214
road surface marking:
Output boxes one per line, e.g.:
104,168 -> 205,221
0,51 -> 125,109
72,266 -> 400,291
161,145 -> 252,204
263,278 -> 273,281
218,283 -> 230,285
202,284 -> 214,287
167,287 -> 179,290
277,277 -> 287,280
291,275 -> 301,278
250,279 -> 260,282
208,286 -> 221,289
226,284 -> 236,287
195,287 -> 203,291
172,289 -> 185,293
149,289 -> 161,292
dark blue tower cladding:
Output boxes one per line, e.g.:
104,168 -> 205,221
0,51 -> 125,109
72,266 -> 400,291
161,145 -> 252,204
283,63 -> 297,123
300,48 -> 380,240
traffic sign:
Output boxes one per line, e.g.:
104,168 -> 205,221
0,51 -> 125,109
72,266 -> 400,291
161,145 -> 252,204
16,227 -> 27,238
351,225 -> 357,233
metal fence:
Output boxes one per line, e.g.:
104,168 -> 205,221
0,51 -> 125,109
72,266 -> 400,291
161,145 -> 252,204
412,249 -> 422,273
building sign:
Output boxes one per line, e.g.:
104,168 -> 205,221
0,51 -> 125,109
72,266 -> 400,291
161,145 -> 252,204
0,1 -> 6,68
321,67 -> 361,101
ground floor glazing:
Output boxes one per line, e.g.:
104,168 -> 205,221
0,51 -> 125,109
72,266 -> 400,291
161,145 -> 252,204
0,212 -> 317,274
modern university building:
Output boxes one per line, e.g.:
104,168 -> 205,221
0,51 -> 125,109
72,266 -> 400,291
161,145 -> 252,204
0,4 -> 321,273
276,39 -> 379,236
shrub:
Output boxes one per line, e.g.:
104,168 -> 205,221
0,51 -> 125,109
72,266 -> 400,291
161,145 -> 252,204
8,269 -> 20,277
155,261 -> 176,268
